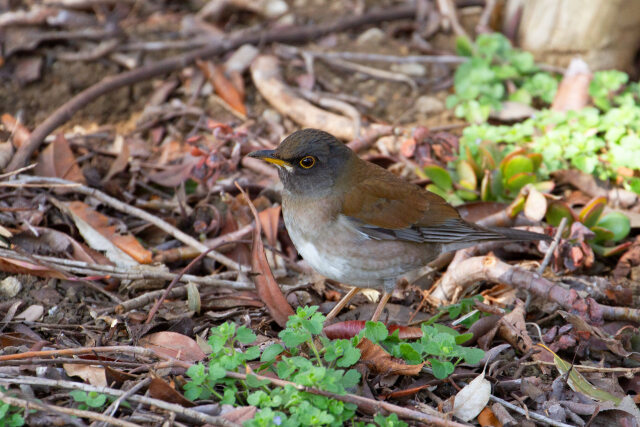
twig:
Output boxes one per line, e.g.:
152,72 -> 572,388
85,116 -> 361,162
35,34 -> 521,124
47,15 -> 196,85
0,376 -> 236,427
0,163 -> 36,180
489,394 -> 575,427
0,390 -> 139,427
7,3 -> 419,171
537,217 -> 567,275
317,56 -> 418,91
101,377 -> 151,424
430,255 -> 640,323
8,175 -> 246,271
0,345 -> 155,362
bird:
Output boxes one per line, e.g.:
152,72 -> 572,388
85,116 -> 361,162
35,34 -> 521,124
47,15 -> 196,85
248,129 -> 551,322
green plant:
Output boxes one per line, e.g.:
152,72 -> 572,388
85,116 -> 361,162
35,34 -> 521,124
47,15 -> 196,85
184,309 -> 364,426
69,390 -> 128,411
423,143 -> 551,205
446,33 -> 558,123
546,196 -> 631,256
0,398 -> 24,427
357,297 -> 486,380
184,306 -> 487,424
459,70 -> 640,189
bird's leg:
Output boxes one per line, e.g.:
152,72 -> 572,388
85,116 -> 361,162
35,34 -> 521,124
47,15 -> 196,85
325,287 -> 361,322
371,292 -> 392,322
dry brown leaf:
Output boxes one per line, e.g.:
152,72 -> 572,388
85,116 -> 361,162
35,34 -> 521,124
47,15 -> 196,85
357,338 -> 423,376
149,375 -> 194,407
1,113 -> 31,148
140,331 -> 206,362
66,201 -> 152,264
477,407 -> 502,427
63,364 -> 107,387
34,134 -> 86,188
102,136 -> 130,183
551,58 -> 591,112
221,406 -> 257,424
258,205 -> 281,248
197,60 -> 247,116
238,185 -> 293,327
0,256 -> 66,279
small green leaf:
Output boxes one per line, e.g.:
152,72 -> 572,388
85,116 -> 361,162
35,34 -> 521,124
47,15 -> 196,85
455,36 -> 474,56
505,172 -> 536,192
364,321 -> 388,343
546,201 -> 574,227
578,197 -> 607,228
429,359 -> 455,379
246,374 -> 271,388
69,390 -> 87,403
596,212 -> 630,242
457,160 -> 477,190
261,343 -> 284,363
236,326 -> 257,344
503,155 -> 534,180
424,165 -> 453,191
455,332 -> 474,345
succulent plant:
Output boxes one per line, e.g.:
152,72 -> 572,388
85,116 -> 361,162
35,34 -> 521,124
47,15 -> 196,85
546,196 -> 631,256
423,143 -> 552,206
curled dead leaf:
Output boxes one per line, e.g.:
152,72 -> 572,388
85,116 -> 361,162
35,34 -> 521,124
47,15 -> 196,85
357,338 -> 423,376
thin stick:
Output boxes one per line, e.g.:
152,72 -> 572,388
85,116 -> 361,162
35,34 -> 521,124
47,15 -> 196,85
0,391 -> 139,427
537,217 -> 567,275
489,395 -> 575,427
0,376 -> 236,427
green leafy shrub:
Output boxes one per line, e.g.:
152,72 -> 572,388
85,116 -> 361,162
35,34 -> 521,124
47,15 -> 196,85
184,305 -> 487,425
446,33 -> 558,123
0,397 -> 24,427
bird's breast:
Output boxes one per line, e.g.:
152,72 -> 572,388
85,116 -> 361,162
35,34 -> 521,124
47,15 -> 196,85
281,196 -> 433,289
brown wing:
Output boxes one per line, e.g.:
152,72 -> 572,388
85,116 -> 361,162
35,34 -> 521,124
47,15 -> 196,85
340,160 -> 509,243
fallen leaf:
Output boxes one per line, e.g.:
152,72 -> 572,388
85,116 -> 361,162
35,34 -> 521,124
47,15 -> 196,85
538,343 -> 622,404
1,113 -> 31,148
102,135 -> 130,183
63,364 -> 107,387
34,134 -> 86,190
65,201 -> 152,265
258,205 -> 281,248
15,305 -> 44,322
453,371 -> 491,422
221,406 -> 257,424
197,60 -> 247,116
524,187 -> 547,222
140,331 -> 206,362
323,321 -> 422,340
237,184 -> 293,327
149,375 -> 194,407
0,256 -> 66,279
477,406 -> 502,427
357,338 -> 423,376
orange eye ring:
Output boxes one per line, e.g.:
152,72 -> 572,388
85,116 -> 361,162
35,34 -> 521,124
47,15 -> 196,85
299,156 -> 315,169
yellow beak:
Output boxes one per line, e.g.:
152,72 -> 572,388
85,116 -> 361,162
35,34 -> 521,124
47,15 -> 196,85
247,150 -> 292,168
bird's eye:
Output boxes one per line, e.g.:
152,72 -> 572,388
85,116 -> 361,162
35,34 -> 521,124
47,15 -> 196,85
299,156 -> 315,169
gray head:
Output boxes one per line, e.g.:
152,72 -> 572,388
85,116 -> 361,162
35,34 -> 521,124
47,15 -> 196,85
248,129 -> 353,196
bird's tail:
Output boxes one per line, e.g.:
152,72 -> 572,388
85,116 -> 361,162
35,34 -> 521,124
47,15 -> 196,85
439,225 -> 551,254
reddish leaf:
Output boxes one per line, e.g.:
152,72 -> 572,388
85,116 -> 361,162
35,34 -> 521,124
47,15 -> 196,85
324,320 -> 422,340
477,406 -> 502,427
66,201 -> 152,264
357,338 -> 423,375
0,256 -> 66,279
258,206 -> 281,248
34,134 -> 86,190
238,185 -> 294,327
149,375 -> 194,407
197,60 -> 247,116
1,113 -> 31,148
140,331 -> 206,362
